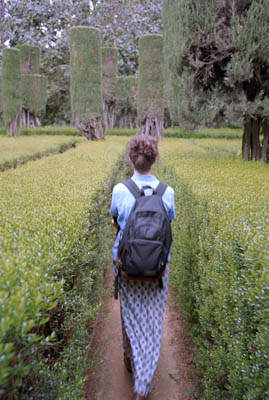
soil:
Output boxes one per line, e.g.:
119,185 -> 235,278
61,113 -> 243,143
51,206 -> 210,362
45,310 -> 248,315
85,267 -> 197,400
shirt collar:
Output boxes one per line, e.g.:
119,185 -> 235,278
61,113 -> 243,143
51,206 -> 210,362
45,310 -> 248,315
132,173 -> 156,181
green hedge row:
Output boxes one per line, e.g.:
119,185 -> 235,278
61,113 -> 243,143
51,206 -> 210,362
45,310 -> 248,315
154,141 -> 268,399
19,182 -> 114,399
0,126 -> 81,136
107,127 -> 243,139
0,138 -> 128,398
0,139 -> 79,172
0,126 -> 243,139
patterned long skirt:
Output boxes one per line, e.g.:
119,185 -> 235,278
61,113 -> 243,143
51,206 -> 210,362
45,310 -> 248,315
115,264 -> 169,397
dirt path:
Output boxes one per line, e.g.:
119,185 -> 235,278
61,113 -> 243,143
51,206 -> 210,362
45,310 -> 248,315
85,268 -> 196,400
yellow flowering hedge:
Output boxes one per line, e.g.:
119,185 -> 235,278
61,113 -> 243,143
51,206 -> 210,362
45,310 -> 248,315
0,137 -> 128,395
0,135 -> 84,171
157,138 -> 269,400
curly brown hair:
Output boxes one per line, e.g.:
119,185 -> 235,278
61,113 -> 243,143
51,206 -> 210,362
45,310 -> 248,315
127,134 -> 159,173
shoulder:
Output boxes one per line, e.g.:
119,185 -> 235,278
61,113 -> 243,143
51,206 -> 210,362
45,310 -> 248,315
112,182 -> 130,195
164,185 -> 174,196
162,184 -> 175,201
112,182 -> 133,201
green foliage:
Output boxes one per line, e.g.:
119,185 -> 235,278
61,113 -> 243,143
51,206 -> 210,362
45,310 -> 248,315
162,0 -> 181,124
138,34 -> 164,121
21,74 -> 47,114
70,26 -> 103,124
163,0 -> 269,133
115,76 -> 137,112
0,76 -> 3,124
2,48 -> 22,127
115,76 -> 138,127
20,182 -> 115,399
0,137 -> 128,397
156,139 -> 269,399
0,136 -> 82,172
107,126 -> 242,139
102,47 -> 118,103
18,44 -> 40,74
0,126 -> 82,136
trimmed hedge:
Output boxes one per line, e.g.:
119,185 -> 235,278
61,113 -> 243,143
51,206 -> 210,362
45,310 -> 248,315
0,126 -> 81,136
0,126 -> 243,139
21,74 -> 47,114
106,127 -> 243,139
102,47 -> 118,103
0,136 -> 83,172
2,48 -> 22,135
18,44 -> 40,75
70,26 -> 104,139
138,34 -> 164,137
155,139 -> 269,399
0,137 -> 128,397
0,77 -> 3,123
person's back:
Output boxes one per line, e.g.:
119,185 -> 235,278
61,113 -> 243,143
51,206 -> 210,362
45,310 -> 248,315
110,134 -> 175,400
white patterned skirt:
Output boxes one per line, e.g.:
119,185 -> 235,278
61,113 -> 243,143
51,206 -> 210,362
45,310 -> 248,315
114,263 -> 169,397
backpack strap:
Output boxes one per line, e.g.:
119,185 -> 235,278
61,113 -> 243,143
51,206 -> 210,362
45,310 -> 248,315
155,182 -> 168,197
124,180 -> 168,198
123,179 -> 141,199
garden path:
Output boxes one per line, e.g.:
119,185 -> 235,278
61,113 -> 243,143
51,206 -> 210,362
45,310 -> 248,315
85,267 -> 196,400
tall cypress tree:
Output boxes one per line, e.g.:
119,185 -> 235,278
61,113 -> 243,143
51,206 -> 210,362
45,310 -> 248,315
18,44 -> 40,75
17,44 -> 47,127
2,48 -> 22,136
70,26 -> 104,140
0,77 -> 3,125
21,74 -> 47,127
138,34 -> 164,138
115,76 -> 138,128
163,0 -> 269,161
102,47 -> 118,130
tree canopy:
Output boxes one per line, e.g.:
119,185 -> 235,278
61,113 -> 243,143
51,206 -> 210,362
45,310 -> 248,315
163,0 -> 269,161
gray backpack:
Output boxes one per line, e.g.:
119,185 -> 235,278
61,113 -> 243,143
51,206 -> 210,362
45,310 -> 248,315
115,179 -> 172,297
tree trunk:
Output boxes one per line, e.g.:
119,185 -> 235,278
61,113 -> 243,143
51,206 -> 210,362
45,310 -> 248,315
140,113 -> 163,139
242,116 -> 252,161
251,118 -> 261,161
74,117 -> 105,140
104,101 -> 116,130
103,102 -> 109,131
21,108 -> 41,128
7,113 -> 21,136
164,107 -> 172,128
261,120 -> 269,163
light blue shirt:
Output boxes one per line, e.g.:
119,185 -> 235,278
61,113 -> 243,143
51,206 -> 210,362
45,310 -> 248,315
110,173 -> 176,261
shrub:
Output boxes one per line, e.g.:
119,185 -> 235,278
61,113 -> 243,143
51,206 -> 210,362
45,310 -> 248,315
70,26 -> 104,140
2,48 -> 22,136
0,137 -> 128,397
138,34 -> 164,138
106,126 -> 243,139
155,139 -> 269,399
0,135 -> 82,171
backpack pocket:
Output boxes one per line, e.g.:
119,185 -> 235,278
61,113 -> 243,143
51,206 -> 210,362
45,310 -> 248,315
124,239 -> 165,277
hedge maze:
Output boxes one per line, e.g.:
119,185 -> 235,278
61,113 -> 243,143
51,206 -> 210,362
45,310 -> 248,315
1,11 -> 268,400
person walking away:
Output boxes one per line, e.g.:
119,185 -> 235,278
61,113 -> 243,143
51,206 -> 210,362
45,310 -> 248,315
110,134 -> 176,400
